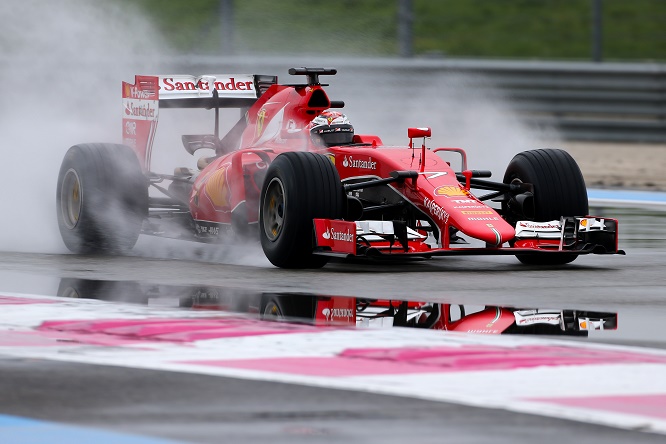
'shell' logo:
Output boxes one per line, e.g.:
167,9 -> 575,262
435,186 -> 470,197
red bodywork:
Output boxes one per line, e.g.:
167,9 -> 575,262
121,70 -> 621,259
196,82 -> 513,246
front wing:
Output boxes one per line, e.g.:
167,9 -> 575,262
313,217 -> 624,260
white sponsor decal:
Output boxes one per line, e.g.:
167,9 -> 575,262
468,217 -> 499,221
516,314 -> 561,325
125,121 -> 137,135
451,199 -> 476,204
322,308 -> 354,320
518,221 -> 561,230
342,155 -> 377,170
160,76 -> 254,93
195,224 -> 220,236
423,197 -> 449,222
515,220 -> 563,239
128,86 -> 153,99
123,99 -> 157,120
323,227 -> 354,242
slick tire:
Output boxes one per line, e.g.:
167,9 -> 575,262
503,149 -> 588,266
57,143 -> 148,254
259,152 -> 344,268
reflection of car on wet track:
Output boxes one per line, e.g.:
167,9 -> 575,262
58,278 -> 617,337
57,67 -> 624,268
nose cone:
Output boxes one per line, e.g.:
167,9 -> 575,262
450,212 -> 515,246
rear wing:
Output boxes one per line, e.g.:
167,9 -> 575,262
122,73 -> 277,170
157,74 -> 278,108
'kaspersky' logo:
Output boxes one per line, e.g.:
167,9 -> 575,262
423,197 -> 449,222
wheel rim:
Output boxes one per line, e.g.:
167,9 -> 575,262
262,177 -> 285,241
262,301 -> 283,320
60,287 -> 81,298
61,169 -> 82,229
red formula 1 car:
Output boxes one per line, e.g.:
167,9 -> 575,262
56,67 -> 624,268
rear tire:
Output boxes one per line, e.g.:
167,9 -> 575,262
259,152 -> 343,268
57,278 -> 142,302
503,149 -> 588,265
56,143 -> 148,254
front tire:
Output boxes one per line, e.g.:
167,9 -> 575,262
259,152 -> 343,268
503,149 -> 588,265
56,143 -> 148,254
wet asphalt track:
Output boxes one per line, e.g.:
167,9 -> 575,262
3,356 -> 666,444
1,207 -> 666,443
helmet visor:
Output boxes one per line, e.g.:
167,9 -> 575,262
312,124 -> 354,146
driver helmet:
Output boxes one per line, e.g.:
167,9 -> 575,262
307,110 -> 354,147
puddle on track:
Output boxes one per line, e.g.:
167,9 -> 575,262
51,277 -> 617,339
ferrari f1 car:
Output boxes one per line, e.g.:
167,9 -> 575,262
57,67 -> 624,268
